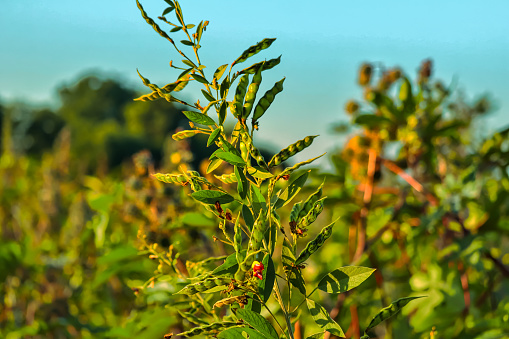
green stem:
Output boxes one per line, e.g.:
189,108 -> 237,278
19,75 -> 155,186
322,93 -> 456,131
274,278 -> 295,339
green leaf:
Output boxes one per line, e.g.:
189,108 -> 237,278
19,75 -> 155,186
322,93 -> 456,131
233,38 -> 277,66
218,101 -> 227,125
206,158 -> 223,173
218,327 -> 266,339
186,24 -> 195,29
181,212 -> 216,227
235,166 -> 248,200
162,7 -> 175,15
215,151 -> 246,167
247,166 -> 273,179
191,190 -> 234,204
183,110 -> 216,125
182,59 -> 196,68
364,296 -> 425,334
306,299 -> 345,338
196,21 -> 204,43
274,171 -> 309,209
317,267 -> 376,294
181,40 -> 194,46
242,205 -> 254,230
207,127 -> 221,147
202,89 -> 216,102
178,67 -> 193,80
306,333 -> 325,339
212,252 -> 243,276
171,26 -> 182,33
259,253 -> 276,303
236,309 -> 279,339
354,114 -> 392,128
214,64 -> 228,80
192,73 -> 209,84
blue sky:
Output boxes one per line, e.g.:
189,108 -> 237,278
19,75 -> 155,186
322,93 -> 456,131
1,0 -> 508,164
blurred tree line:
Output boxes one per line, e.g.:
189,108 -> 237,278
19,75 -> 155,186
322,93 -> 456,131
0,73 -> 213,171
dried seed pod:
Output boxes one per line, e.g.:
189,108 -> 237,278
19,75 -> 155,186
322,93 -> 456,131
213,295 -> 248,308
176,321 -> 241,337
232,74 -> 249,118
176,276 -> 231,295
268,135 -> 318,167
295,218 -> 337,265
358,63 -> 373,86
252,78 -> 285,124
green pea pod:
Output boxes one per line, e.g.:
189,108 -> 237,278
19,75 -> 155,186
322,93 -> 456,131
252,78 -> 285,123
295,217 -> 338,265
134,78 -> 189,101
248,213 -> 266,254
296,197 -> 326,231
176,276 -> 232,295
362,296 -> 425,338
240,55 -> 282,75
136,0 -> 175,44
297,180 -> 325,220
232,74 -> 249,118
176,321 -> 241,337
153,171 -> 201,184
234,213 -> 244,261
242,63 -> 264,120
213,295 -> 248,309
172,130 -> 201,141
214,172 -> 238,184
232,38 -> 276,66
249,144 -> 268,170
268,135 -> 318,167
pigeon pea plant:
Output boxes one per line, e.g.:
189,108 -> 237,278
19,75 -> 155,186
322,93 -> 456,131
133,1 -> 421,338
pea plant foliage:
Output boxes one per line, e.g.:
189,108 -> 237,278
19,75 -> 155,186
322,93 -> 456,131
134,0 -> 418,338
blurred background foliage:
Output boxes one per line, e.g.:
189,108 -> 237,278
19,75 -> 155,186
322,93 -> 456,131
0,61 -> 508,339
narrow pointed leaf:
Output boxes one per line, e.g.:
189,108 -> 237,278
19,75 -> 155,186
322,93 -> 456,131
274,171 -> 309,209
207,127 -> 221,147
364,296 -> 425,334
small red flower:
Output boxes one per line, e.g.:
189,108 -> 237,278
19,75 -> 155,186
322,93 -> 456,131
252,261 -> 265,280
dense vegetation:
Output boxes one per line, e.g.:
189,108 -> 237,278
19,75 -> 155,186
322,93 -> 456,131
1,1 -> 508,338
